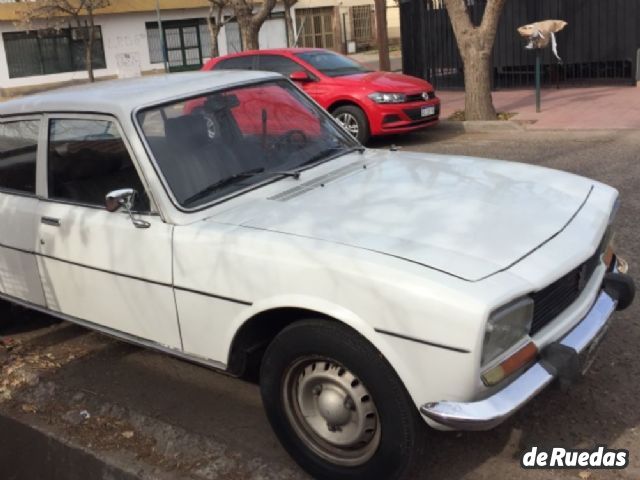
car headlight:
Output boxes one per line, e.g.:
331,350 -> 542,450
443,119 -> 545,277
368,92 -> 407,103
482,297 -> 533,365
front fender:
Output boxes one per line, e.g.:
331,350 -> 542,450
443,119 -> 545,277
224,294 -> 429,409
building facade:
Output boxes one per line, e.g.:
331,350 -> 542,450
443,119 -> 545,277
0,0 -> 288,96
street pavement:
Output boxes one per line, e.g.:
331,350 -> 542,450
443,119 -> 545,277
2,128 -> 640,479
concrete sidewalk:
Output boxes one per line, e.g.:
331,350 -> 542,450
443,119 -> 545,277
437,86 -> 640,130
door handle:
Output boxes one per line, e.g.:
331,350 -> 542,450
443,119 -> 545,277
41,216 -> 61,227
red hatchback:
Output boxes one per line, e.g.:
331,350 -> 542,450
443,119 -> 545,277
202,48 -> 440,144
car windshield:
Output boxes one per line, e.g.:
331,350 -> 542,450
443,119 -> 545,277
136,79 -> 358,209
296,51 -> 370,77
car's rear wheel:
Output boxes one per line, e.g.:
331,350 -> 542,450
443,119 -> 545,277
332,105 -> 370,145
260,319 -> 426,480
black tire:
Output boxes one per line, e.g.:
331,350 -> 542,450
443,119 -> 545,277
260,319 -> 427,480
332,105 -> 371,145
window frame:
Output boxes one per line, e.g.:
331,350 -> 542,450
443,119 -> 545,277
42,112 -> 157,214
0,115 -> 43,199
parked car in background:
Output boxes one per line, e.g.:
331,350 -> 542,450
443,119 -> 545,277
202,48 -> 440,144
0,72 -> 634,480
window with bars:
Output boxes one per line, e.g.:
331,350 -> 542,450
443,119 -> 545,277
295,8 -> 335,50
3,27 -> 106,79
351,5 -> 374,45
145,20 -> 211,64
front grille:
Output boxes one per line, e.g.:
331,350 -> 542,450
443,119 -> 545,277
529,247 -> 603,335
403,104 -> 440,121
405,91 -> 436,102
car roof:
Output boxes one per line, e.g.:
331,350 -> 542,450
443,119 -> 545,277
0,70 -> 281,119
213,48 -> 326,58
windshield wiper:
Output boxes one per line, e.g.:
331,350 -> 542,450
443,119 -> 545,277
183,167 -> 302,206
183,167 -> 265,205
295,145 -> 364,171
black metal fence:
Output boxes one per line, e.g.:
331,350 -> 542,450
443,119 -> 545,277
400,0 -> 640,89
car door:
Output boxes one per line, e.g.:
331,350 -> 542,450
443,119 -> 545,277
35,114 -> 181,349
0,116 -> 46,306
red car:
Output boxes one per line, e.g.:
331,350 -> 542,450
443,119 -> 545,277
202,48 -> 440,144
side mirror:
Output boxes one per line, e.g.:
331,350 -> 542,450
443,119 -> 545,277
289,71 -> 313,83
105,188 -> 150,229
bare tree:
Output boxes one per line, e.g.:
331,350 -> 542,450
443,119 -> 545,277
206,0 -> 234,57
230,0 -> 277,51
443,0 -> 506,119
282,0 -> 297,47
19,0 -> 110,83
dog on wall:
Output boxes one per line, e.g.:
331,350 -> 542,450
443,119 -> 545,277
517,20 -> 568,62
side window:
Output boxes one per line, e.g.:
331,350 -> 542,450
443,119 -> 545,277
0,119 -> 39,194
215,56 -> 255,70
258,55 -> 304,77
47,118 -> 150,211
257,55 -> 305,76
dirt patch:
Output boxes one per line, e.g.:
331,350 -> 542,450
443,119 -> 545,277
448,110 -> 517,121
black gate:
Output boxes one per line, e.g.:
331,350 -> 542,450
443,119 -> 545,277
400,0 -> 640,89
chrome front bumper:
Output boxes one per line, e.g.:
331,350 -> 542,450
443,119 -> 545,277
420,289 -> 618,431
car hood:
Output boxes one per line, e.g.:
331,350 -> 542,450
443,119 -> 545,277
335,71 -> 433,92
211,151 -> 594,281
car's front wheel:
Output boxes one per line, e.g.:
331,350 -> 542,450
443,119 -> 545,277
332,105 -> 370,145
260,319 -> 426,480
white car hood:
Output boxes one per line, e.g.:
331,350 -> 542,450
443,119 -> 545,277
212,151 -> 594,281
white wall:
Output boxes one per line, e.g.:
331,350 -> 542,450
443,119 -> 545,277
0,6 -> 288,91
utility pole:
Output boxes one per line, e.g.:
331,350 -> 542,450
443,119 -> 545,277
374,0 -> 390,71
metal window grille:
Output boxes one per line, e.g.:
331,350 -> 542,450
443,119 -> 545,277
400,0 -> 639,89
145,19 -> 210,66
351,5 -> 373,46
3,27 -> 105,79
296,8 -> 335,50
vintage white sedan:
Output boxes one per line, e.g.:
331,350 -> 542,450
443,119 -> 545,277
0,72 -> 634,479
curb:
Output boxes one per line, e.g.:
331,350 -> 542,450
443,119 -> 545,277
437,120 -> 526,132
0,411 -> 142,480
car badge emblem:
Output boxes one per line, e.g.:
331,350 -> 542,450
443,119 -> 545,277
422,92 -> 429,101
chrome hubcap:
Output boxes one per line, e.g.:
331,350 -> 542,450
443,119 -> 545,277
283,357 -> 380,466
335,113 -> 360,137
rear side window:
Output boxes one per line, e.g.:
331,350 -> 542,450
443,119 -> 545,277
0,120 -> 39,194
47,118 -> 149,210
257,55 -> 305,76
215,56 -> 255,70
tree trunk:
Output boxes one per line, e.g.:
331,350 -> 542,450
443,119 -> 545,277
78,17 -> 95,83
284,3 -> 295,47
238,17 -> 259,50
443,0 -> 505,120
207,14 -> 221,57
462,49 -> 495,119
374,0 -> 390,71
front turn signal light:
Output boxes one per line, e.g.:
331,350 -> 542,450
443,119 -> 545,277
481,341 -> 538,386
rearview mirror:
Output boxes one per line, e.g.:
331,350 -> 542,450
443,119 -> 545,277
289,71 -> 313,83
105,188 -> 150,229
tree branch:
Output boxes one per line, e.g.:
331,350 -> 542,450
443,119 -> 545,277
443,0 -> 475,41
479,0 -> 506,42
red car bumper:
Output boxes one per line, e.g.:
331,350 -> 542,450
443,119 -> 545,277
367,98 -> 441,136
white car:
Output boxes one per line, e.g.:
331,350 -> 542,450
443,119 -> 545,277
0,72 -> 634,479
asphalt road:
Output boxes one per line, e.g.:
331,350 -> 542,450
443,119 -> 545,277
1,127 -> 639,480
